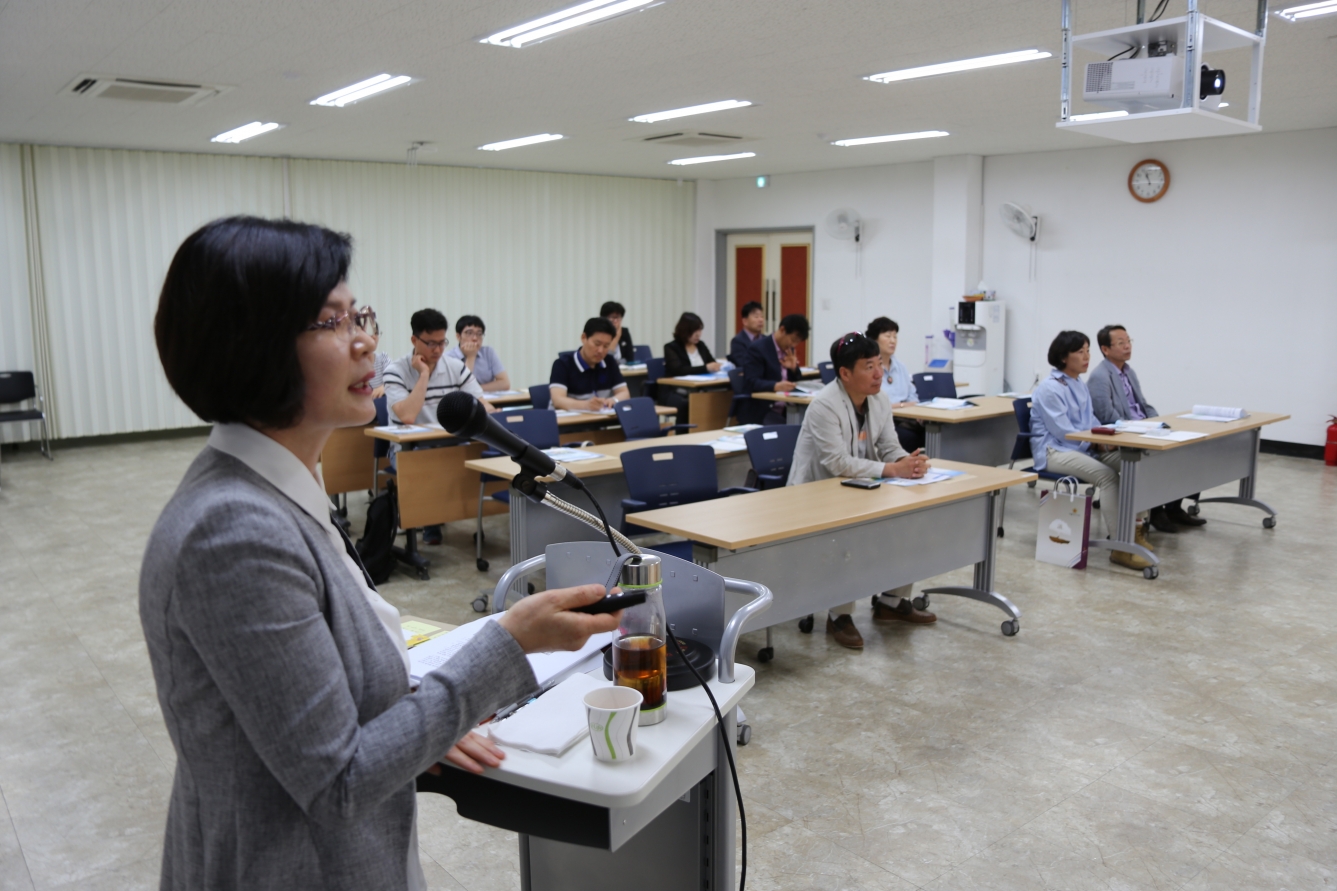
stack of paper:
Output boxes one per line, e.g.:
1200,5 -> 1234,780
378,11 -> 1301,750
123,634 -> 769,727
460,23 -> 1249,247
482,389 -> 526,398
409,615 -> 612,689
1113,420 -> 1169,433
795,381 -> 824,394
543,447 -> 605,462
1139,430 -> 1208,442
486,673 -> 604,756
882,468 -> 966,487
375,423 -> 438,434
1180,405 -> 1248,422
724,424 -> 762,434
553,409 -> 586,417
707,435 -> 749,453
674,373 -> 729,382
918,397 -> 973,410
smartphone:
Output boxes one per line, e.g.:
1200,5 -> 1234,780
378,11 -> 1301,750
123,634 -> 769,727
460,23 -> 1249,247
570,591 -> 648,614
840,478 -> 883,490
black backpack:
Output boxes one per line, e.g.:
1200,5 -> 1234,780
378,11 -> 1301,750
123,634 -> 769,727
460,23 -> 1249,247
356,488 -> 398,584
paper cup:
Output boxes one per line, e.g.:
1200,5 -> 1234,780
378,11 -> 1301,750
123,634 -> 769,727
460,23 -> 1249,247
584,686 -> 643,763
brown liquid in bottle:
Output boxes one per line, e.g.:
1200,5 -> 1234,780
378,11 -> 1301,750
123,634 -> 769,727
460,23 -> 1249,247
613,635 -> 667,711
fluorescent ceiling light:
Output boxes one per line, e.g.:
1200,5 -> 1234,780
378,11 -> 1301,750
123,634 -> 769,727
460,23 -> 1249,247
310,74 -> 413,107
483,0 -> 662,48
631,99 -> 752,123
867,49 -> 1051,83
478,133 -> 565,151
210,122 -> 283,144
1277,0 -> 1337,19
667,152 -> 756,166
831,130 -> 949,146
1069,110 -> 1129,122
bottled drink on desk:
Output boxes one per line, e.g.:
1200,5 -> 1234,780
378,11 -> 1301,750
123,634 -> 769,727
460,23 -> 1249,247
612,555 -> 667,726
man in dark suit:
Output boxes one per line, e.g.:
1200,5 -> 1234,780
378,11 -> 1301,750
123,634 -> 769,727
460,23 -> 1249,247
728,300 -> 766,365
738,313 -> 810,425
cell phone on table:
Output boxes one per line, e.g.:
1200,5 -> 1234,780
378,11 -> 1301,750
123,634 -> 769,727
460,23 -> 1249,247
840,478 -> 883,490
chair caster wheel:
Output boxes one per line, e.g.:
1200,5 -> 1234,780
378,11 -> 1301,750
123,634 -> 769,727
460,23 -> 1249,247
1027,480 -> 1036,489
473,531 -> 485,543
1143,566 -> 1159,580
1001,620 -> 1019,636
912,595 -> 929,611
797,615 -> 814,634
527,583 -> 536,595
1262,516 -> 1276,529
757,647 -> 774,663
997,526 -> 1005,538
1187,504 -> 1200,516
416,568 -> 430,581
476,558 -> 489,571
737,723 -> 752,746
471,596 -> 488,613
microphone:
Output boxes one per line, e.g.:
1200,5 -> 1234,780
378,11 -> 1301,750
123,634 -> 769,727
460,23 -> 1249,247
436,392 -> 575,486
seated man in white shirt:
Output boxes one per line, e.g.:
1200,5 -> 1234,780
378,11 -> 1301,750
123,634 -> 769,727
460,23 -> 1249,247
788,332 -> 935,649
381,308 -> 494,544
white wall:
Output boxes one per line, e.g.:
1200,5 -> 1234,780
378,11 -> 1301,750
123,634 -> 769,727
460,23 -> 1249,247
694,163 -> 936,364
983,127 -> 1337,446
696,127 -> 1337,446
0,145 -> 695,439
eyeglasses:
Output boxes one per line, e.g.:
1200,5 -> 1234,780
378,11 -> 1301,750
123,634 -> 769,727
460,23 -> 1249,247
414,335 -> 448,349
307,306 -> 378,339
832,331 -> 865,362
458,328 -> 485,340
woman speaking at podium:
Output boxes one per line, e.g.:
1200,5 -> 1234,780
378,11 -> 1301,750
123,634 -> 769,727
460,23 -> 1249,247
141,216 -> 619,891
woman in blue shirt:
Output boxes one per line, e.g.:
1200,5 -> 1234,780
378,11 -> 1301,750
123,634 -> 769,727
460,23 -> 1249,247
1030,330 -> 1152,571
866,316 -> 923,452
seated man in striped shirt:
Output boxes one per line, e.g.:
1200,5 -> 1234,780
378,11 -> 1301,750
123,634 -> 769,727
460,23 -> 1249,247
383,308 -> 495,544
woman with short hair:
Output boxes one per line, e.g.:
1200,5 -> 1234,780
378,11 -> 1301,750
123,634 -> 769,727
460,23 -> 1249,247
142,215 -> 619,890
660,312 -> 722,422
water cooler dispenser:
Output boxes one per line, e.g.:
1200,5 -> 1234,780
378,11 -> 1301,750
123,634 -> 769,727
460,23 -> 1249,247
950,300 -> 1006,395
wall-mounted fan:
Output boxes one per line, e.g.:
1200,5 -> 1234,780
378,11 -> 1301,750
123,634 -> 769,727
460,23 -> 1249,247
1000,202 -> 1040,280
824,207 -> 863,277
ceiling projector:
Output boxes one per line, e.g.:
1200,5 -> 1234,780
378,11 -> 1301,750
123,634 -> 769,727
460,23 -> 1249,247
1083,56 -> 1183,111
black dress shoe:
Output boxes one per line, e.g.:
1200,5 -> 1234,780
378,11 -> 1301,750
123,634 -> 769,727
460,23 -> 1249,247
1149,507 -> 1179,533
1166,504 -> 1207,527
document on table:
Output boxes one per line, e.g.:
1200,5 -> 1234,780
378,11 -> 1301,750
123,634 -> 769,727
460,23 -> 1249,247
800,366 -> 819,375
724,424 -> 762,434
706,435 -> 749,453
553,409 -> 587,417
409,614 -> 613,688
795,381 -> 824,394
542,447 -> 605,462
1179,405 -> 1248,422
917,397 -> 973,410
674,373 -> 729,382
1137,430 -> 1208,442
375,423 -> 439,434
881,468 -> 966,487
998,391 -> 1032,398
1113,420 -> 1169,433
481,389 -> 526,398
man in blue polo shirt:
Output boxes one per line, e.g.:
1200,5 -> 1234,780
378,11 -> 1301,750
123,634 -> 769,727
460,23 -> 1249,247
550,317 -> 632,411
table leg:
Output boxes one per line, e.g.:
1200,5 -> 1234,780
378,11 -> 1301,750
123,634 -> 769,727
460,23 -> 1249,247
1191,428 -> 1278,527
923,422 -> 944,458
1085,447 -> 1159,577
392,528 -> 431,580
919,490 -> 1022,635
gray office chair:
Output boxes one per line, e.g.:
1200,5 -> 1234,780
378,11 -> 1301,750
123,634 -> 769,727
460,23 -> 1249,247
493,541 -> 773,745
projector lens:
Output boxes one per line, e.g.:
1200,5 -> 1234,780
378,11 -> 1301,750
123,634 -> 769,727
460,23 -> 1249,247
1200,65 -> 1226,99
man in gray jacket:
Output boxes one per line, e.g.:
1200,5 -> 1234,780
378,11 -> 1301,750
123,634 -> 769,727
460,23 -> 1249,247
789,333 -> 934,649
1089,325 -> 1205,532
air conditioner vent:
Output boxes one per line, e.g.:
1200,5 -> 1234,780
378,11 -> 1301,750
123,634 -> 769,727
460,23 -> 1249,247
640,131 -> 747,147
62,74 -> 226,106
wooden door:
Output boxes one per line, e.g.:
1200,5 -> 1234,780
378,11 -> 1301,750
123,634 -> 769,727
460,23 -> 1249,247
724,231 -> 813,363
780,244 -> 810,364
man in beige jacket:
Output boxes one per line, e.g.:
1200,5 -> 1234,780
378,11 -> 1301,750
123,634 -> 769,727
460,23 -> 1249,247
788,333 -> 936,649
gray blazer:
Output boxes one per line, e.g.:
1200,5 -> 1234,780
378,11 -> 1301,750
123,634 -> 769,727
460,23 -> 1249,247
139,447 -> 538,891
787,380 -> 909,486
1088,359 -> 1157,424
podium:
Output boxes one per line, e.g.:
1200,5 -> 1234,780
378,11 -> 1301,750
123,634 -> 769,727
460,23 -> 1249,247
418,543 -> 771,891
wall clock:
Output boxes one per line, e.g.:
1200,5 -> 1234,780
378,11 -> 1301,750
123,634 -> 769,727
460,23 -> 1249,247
1128,159 -> 1170,203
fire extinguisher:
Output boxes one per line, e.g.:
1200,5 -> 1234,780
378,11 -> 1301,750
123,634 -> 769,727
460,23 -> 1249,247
1327,416 -> 1337,467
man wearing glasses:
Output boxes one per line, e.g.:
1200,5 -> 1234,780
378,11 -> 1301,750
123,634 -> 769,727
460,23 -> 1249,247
788,333 -> 935,649
383,308 -> 495,545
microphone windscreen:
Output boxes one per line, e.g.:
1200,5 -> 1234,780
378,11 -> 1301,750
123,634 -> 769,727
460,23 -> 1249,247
437,391 -> 484,436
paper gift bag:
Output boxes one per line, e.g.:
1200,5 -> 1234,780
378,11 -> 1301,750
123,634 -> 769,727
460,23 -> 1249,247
1035,477 -> 1092,569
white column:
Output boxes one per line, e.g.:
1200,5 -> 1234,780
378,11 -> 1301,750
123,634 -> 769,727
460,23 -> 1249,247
931,155 -> 983,328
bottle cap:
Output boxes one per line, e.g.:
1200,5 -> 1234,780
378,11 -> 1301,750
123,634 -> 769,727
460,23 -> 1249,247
620,554 -> 662,588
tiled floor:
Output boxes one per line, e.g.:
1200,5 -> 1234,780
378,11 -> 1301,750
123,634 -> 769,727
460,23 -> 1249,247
0,435 -> 1333,890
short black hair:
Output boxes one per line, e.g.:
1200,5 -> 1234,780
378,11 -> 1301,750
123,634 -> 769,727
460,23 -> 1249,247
740,301 -> 763,319
865,316 -> 899,340
155,215 -> 351,430
673,312 -> 705,344
600,301 -> 626,318
830,333 -> 879,372
584,317 -> 617,339
1048,330 -> 1090,370
456,314 -> 486,335
1096,325 -> 1126,349
777,314 -> 810,340
411,309 -> 448,337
